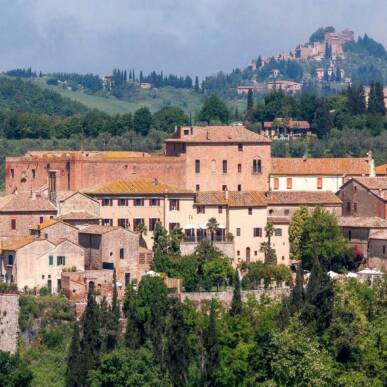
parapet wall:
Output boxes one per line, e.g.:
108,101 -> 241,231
180,287 -> 290,307
0,294 -> 19,353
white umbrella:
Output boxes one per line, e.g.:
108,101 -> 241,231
327,271 -> 339,279
183,224 -> 196,229
218,224 -> 226,229
347,272 -> 358,278
199,224 -> 207,229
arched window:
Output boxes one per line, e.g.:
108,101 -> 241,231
246,247 -> 251,263
252,159 -> 262,174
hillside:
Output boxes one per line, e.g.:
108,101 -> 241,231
0,76 -> 87,116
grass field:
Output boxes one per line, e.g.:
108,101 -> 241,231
33,77 -> 247,116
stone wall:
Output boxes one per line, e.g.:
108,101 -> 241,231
0,294 -> 19,353
180,287 -> 290,307
180,242 -> 234,258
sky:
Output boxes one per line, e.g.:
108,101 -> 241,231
0,0 -> 386,78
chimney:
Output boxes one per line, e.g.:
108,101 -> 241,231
224,188 -> 229,200
367,150 -> 375,177
153,178 -> 159,185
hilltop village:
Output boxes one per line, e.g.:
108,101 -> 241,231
0,124 -> 386,310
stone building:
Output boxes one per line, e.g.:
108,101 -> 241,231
337,177 -> 387,218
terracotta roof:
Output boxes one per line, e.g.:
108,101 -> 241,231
353,177 -> 387,190
263,118 -> 310,130
0,193 -> 56,212
83,179 -> 192,195
267,216 -> 290,224
195,191 -> 267,207
369,230 -> 387,240
59,212 -> 99,220
337,217 -> 387,228
79,225 -> 123,235
2,236 -> 42,251
267,191 -> 342,205
165,126 -> 270,143
376,164 -> 387,175
271,157 -> 370,175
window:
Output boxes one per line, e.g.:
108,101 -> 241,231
238,144 -> 243,151
286,177 -> 292,189
120,248 -> 125,259
353,203 -> 358,213
102,198 -> 112,206
169,223 -> 180,231
353,185 -> 357,192
125,273 -> 131,286
39,216 -> 44,224
49,255 -> 53,266
169,199 -> 180,211
248,208 -> 252,215
346,202 -> 351,212
236,228 -> 241,236
10,169 -> 14,178
237,250 -> 240,256
57,256 -> 66,265
133,218 -> 144,229
252,159 -> 262,174
196,184 -> 200,192
102,218 -> 113,226
222,160 -> 228,174
218,206 -> 223,214
32,169 -> 36,179
222,185 -> 227,191
382,245 -> 386,255
274,228 -> 282,236
118,218 -> 129,229
150,198 -> 160,206
274,177 -> 279,190
254,250 -> 258,256
7,255 -> 13,266
238,184 -> 242,191
118,198 -> 129,206
195,160 -> 200,173
348,230 -> 352,241
197,206 -> 205,214
237,163 -> 242,173
253,227 -> 262,237
149,218 -> 160,231
134,198 -> 144,206
269,209 -> 274,215
102,262 -> 114,270
317,177 -> 323,190
11,219 -> 16,230
139,253 -> 146,264
183,129 -> 190,135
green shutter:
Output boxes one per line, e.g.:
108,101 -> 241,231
57,256 -> 60,265
49,256 -> 53,266
63,256 -> 66,266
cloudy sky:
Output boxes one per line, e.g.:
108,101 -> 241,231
0,0 -> 386,78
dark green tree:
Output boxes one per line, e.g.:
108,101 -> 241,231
312,97 -> 333,138
202,299 -> 220,385
230,269 -> 243,316
166,299 -> 192,386
0,351 -> 32,387
79,287 -> 101,385
152,106 -> 189,133
194,76 -> 200,92
199,95 -> 229,124
133,107 -> 152,135
66,322 -> 82,387
123,283 -> 141,349
289,263 -> 304,314
152,221 -> 170,256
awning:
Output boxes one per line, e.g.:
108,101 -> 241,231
218,224 -> 226,229
199,224 -> 207,229
183,224 -> 196,229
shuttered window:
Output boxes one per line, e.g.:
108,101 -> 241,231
49,256 -> 53,266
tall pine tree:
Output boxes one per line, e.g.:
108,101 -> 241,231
202,299 -> 219,386
230,269 -> 242,316
65,322 -> 82,387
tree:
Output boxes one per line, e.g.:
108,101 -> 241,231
133,107 -> 152,135
369,82 -> 386,115
289,263 -> 304,314
166,299 -> 192,385
247,89 -> 254,112
230,269 -> 243,316
198,95 -> 229,124
312,97 -> 333,138
0,352 -> 32,387
79,287 -> 101,385
299,207 -> 353,272
202,299 -> 220,385
169,227 -> 184,255
289,206 -> 309,260
301,256 -> 334,334
152,222 -> 170,256
206,217 -> 219,245
134,222 -> 148,248
194,76 -> 200,92
66,322 -> 82,387
152,106 -> 189,133
89,348 -> 164,387
261,222 -> 277,265
123,283 -> 141,349
203,257 -> 233,291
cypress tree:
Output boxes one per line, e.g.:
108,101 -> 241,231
123,283 -> 141,349
230,269 -> 243,316
202,299 -> 219,386
357,85 -> 366,114
194,76 -> 199,92
80,287 -> 101,385
375,82 -> 386,115
368,82 -> 378,113
247,88 -> 254,112
65,322 -> 82,387
166,299 -> 191,386
289,263 -> 304,314
105,269 -> 120,350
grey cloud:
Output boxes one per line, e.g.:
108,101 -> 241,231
0,0 -> 386,77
